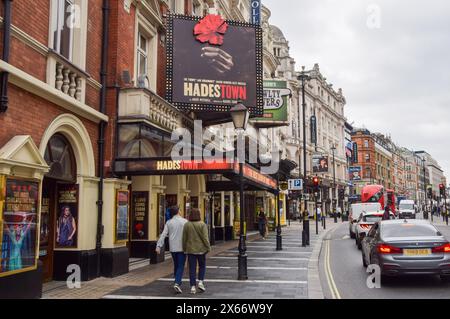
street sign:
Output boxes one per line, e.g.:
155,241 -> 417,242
288,179 -> 303,191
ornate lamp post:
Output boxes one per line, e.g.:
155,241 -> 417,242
230,103 -> 250,281
298,66 -> 311,246
331,145 -> 337,223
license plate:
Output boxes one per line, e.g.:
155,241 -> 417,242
403,249 -> 431,256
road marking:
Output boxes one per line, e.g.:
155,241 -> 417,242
324,234 -> 342,299
227,250 -> 312,254
342,235 -> 350,240
206,266 -> 307,271
157,278 -> 307,285
210,256 -> 309,261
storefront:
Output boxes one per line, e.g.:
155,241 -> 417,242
115,157 -> 280,252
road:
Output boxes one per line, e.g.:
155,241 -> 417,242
319,214 -> 450,299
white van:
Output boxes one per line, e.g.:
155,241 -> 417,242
398,199 -> 416,219
348,202 -> 382,238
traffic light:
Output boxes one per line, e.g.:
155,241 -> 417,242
339,188 -> 345,200
440,184 -> 446,197
313,176 -> 320,192
427,186 -> 433,199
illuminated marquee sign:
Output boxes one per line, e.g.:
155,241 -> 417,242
115,159 -> 277,190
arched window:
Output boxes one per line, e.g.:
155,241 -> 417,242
44,134 -> 76,182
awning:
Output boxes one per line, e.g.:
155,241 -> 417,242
114,157 -> 278,193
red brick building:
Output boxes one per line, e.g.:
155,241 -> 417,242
0,0 -> 109,298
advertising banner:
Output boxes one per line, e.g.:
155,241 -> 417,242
131,192 -> 149,240
349,166 -> 362,181
56,184 -> 79,248
253,80 -> 291,127
115,190 -> 129,243
0,178 -> 39,276
166,14 -> 263,116
312,155 -> 329,173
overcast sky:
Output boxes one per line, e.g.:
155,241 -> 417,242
264,0 -> 450,181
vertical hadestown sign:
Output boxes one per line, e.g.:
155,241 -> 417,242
166,14 -> 264,116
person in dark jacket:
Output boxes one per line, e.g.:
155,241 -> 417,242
382,206 -> 391,220
258,211 -> 268,239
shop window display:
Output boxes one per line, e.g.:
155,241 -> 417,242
1,179 -> 39,276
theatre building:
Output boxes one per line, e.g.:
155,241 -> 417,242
0,0 -> 108,298
0,0 -> 290,299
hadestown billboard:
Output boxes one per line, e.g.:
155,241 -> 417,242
166,14 -> 264,116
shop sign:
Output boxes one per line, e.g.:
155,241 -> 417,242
115,190 -> 130,243
56,184 -> 79,248
166,14 -> 264,115
0,178 -> 39,277
250,0 -> 261,25
253,80 -> 291,127
131,192 -> 149,240
239,163 -> 278,189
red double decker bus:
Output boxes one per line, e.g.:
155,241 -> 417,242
361,185 -> 396,213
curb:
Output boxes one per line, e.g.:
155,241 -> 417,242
307,221 -> 340,299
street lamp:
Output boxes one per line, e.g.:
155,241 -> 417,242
230,103 -> 250,281
298,66 -> 311,247
331,145 -> 337,223
422,157 -> 428,220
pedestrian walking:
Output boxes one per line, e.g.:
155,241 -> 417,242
258,210 -> 268,239
317,206 -> 322,222
156,206 -> 188,294
183,208 -> 211,295
382,206 -> 391,220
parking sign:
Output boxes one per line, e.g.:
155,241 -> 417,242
288,179 -> 303,191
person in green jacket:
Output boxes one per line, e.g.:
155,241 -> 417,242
182,208 -> 211,294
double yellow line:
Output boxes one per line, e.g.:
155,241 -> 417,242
324,234 -> 342,299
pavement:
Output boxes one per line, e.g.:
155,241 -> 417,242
43,218 -> 339,299
320,213 -> 450,299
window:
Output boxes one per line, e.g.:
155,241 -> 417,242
52,0 -> 74,60
44,134 -> 77,182
137,32 -> 149,87
365,154 -> 370,163
364,140 -> 369,148
364,167 -> 372,178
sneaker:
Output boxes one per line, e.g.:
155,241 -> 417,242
174,284 -> 182,294
198,281 -> 206,292
190,286 -> 197,294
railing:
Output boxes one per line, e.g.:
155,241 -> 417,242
118,87 -> 193,133
47,51 -> 88,103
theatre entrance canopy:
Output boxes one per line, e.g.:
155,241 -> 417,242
114,158 -> 278,194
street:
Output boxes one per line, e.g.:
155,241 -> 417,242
320,215 -> 450,299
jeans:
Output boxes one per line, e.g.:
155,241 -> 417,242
188,254 -> 206,287
171,252 -> 186,285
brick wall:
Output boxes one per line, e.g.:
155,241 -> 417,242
0,84 -> 99,172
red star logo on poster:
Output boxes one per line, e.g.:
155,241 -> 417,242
194,14 -> 228,45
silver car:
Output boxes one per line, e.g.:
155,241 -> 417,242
361,219 -> 450,283
355,211 -> 395,249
